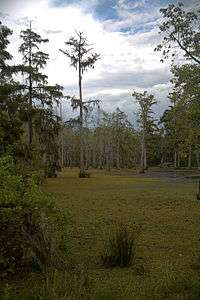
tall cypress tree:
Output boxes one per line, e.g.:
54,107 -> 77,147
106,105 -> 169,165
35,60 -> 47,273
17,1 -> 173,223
19,23 -> 64,172
19,23 -> 49,145
60,31 -> 100,177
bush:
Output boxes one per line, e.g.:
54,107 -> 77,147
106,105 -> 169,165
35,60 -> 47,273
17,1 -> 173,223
101,222 -> 137,268
0,154 -> 66,278
45,162 -> 57,178
79,171 -> 90,178
23,213 -> 67,272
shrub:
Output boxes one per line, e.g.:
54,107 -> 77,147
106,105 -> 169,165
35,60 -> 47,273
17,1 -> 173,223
79,171 -> 90,178
0,154 -> 66,278
101,222 -> 137,268
45,162 -> 57,178
23,213 -> 67,272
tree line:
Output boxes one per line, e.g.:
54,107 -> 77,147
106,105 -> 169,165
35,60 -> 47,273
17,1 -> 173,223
0,2 -> 199,177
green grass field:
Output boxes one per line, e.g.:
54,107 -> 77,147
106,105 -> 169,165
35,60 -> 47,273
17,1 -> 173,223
3,168 -> 200,299
43,168 -> 200,298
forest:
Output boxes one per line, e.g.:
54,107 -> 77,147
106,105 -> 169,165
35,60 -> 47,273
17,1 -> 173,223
0,1 -> 200,299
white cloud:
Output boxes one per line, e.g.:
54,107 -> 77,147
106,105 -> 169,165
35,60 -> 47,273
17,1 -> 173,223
1,0 -> 173,119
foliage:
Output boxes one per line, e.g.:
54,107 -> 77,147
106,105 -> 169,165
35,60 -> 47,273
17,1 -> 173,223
155,262 -> 200,299
132,90 -> 157,171
0,21 -> 13,81
0,81 -> 25,154
60,31 -> 100,176
2,265 -> 90,300
101,222 -> 137,268
0,154 -> 66,277
79,171 -> 90,178
155,2 -> 200,64
19,23 -> 63,148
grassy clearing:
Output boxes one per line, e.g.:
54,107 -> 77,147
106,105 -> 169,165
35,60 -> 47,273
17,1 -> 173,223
2,168 -> 200,299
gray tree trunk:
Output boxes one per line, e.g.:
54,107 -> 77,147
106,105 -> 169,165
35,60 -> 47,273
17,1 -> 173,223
28,23 -> 33,145
140,131 -> 146,172
174,150 -> 177,168
78,43 -> 85,176
196,151 -> 200,169
188,145 -> 192,169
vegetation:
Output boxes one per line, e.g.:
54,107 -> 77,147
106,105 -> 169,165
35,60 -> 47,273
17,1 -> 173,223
0,1 -> 200,299
60,31 -> 100,177
1,168 -> 200,299
101,222 -> 137,268
0,154 -> 66,278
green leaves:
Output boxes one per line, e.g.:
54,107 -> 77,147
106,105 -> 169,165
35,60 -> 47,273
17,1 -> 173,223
155,3 -> 200,64
60,31 -> 100,74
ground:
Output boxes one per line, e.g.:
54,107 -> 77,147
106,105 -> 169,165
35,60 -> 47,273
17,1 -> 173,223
3,168 -> 200,299
44,168 -> 200,298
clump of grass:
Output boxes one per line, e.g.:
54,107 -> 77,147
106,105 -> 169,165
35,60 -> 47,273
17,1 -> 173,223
39,265 -> 90,300
154,262 -> 200,300
79,171 -> 91,178
101,222 -> 137,268
2,266 -> 90,300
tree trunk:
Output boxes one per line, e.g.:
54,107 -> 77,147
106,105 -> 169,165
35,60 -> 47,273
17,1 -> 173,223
28,23 -> 33,145
160,155 -> 164,167
60,102 -> 64,168
188,145 -> 192,169
92,148 -> 96,168
140,131 -> 146,173
174,150 -> 177,168
196,151 -> 200,169
177,152 -> 180,168
78,42 -> 85,177
116,139 -> 120,169
105,145 -> 110,171
144,144 -> 147,170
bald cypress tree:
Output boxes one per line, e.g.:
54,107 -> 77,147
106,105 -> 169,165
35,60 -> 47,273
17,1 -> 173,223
19,23 -> 63,173
60,31 -> 100,177
19,23 -> 50,145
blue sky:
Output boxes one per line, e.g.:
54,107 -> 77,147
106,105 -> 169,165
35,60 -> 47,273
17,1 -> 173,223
1,0 -> 199,121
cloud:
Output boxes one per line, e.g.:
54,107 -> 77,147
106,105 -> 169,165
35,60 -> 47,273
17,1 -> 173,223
1,0 -> 175,121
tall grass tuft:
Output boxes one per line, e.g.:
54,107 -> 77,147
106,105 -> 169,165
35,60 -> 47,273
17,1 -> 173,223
22,213 -> 67,272
101,222 -> 137,268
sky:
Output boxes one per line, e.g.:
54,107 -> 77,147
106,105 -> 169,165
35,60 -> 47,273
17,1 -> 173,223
0,0 -> 198,122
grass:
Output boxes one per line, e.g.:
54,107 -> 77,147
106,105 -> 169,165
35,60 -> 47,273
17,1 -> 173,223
2,168 -> 200,299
